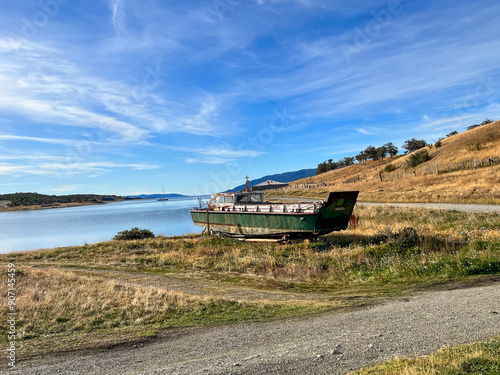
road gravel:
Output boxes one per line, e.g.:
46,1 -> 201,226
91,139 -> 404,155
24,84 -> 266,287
9,282 -> 500,375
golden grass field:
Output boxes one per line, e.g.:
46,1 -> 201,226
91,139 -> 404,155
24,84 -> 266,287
1,205 -> 499,361
268,120 -> 500,204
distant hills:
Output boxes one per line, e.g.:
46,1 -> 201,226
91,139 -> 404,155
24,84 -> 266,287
226,168 -> 316,192
0,192 -> 128,207
129,193 -> 189,199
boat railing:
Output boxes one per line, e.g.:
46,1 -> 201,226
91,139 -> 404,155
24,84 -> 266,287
210,203 -> 320,213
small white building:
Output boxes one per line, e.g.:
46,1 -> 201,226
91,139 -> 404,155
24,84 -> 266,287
251,180 -> 289,191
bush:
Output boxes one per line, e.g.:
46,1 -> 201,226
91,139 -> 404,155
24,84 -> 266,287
461,357 -> 500,374
406,149 -> 430,168
467,124 -> 481,131
467,142 -> 482,151
434,140 -> 442,148
368,227 -> 420,258
384,164 -> 397,173
114,227 -> 155,240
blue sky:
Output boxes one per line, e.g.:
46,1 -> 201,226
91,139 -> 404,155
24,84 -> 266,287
0,0 -> 499,196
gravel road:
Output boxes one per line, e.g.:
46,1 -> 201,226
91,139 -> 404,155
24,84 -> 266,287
10,282 -> 500,375
358,202 -> 500,214
274,198 -> 500,214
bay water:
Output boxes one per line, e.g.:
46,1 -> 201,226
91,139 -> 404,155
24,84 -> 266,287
0,197 -> 206,253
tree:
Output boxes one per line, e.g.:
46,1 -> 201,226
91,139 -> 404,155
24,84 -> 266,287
342,156 -> 355,166
316,162 -> 328,175
467,124 -> 481,131
481,118 -> 493,125
364,145 -> 378,160
375,146 -> 387,160
355,151 -> 368,162
446,131 -> 458,138
384,142 -> 398,157
402,138 -> 427,154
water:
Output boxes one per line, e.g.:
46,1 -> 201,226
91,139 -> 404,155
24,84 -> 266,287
0,197 -> 206,253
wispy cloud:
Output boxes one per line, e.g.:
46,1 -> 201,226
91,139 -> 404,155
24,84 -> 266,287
0,37 -> 230,146
176,145 -> 263,164
0,134 -> 86,146
0,161 -> 160,176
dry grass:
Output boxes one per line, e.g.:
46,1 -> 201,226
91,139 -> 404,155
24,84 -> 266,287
351,337 -> 500,375
4,207 -> 500,286
2,206 -> 499,360
273,121 -> 500,204
0,266 -> 319,359
338,205 -> 500,240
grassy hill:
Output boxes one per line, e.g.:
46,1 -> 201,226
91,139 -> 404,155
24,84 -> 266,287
267,120 -> 500,204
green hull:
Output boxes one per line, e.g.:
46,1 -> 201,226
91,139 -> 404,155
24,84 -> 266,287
190,191 -> 358,237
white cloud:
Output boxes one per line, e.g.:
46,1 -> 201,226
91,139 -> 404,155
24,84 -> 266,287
0,37 -> 229,146
356,128 -> 374,135
172,145 -> 264,164
0,134 -> 86,146
0,160 -> 160,176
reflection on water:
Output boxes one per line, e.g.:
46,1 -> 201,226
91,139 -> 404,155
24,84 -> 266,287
0,197 -> 205,253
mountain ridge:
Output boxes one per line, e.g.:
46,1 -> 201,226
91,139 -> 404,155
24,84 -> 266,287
226,168 -> 316,192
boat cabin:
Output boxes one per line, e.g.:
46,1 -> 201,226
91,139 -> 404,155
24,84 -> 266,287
210,192 -> 264,206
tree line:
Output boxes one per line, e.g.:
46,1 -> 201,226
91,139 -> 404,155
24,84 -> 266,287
315,118 -> 496,175
316,141 -> 402,174
0,193 -> 123,206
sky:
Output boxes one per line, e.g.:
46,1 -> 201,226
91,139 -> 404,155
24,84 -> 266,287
0,0 -> 499,196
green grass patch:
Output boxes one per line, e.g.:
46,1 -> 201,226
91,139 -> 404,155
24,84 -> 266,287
351,337 -> 500,374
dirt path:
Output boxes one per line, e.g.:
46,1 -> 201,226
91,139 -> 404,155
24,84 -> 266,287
9,282 -> 500,375
66,267 -> 327,303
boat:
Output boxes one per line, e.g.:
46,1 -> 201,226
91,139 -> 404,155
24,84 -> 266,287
157,185 -> 169,201
190,189 -> 359,239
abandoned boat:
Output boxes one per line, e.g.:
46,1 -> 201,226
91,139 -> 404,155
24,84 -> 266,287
190,190 -> 359,238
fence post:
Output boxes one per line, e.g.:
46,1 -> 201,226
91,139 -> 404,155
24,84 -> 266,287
474,158 -> 477,168
379,172 -> 383,182
435,164 -> 439,174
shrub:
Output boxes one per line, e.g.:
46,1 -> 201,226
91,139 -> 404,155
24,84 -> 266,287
434,140 -> 442,148
406,149 -> 430,168
368,227 -> 420,257
467,124 -> 481,131
384,164 -> 397,173
467,142 -> 482,151
461,357 -> 500,374
114,227 -> 155,240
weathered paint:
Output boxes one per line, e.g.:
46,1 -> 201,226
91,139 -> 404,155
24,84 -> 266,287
190,191 -> 359,237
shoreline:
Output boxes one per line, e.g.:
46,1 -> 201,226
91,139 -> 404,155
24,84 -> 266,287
0,198 -> 142,213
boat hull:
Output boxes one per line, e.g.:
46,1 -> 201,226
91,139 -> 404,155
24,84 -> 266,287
190,191 -> 358,238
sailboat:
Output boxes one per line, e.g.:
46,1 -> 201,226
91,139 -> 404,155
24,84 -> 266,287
157,185 -> 169,201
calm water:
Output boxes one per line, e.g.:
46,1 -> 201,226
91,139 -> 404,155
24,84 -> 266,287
0,197 -> 206,253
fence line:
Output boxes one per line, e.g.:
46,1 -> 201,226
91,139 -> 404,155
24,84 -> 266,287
266,155 -> 500,192
380,155 -> 500,182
